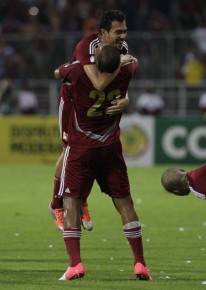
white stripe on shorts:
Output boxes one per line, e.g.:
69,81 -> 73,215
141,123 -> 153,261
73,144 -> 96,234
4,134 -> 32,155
58,145 -> 70,197
59,97 -> 64,140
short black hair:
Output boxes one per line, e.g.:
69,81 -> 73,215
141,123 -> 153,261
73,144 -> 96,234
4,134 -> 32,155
97,45 -> 120,73
98,10 -> 126,32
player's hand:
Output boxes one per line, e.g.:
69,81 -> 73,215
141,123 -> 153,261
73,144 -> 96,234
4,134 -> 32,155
120,54 -> 137,66
105,97 -> 130,115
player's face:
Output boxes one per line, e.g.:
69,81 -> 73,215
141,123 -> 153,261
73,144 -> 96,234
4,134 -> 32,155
101,20 -> 127,50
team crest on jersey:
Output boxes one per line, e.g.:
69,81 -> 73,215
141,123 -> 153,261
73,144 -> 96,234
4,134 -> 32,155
65,188 -> 71,193
90,55 -> 95,63
63,131 -> 68,141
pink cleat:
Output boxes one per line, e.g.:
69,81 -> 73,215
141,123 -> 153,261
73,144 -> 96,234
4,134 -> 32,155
134,262 -> 152,280
59,262 -> 86,280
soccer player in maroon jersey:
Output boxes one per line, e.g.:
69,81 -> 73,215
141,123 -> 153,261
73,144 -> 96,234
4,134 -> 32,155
161,165 -> 206,200
49,10 -> 135,232
56,45 -> 152,282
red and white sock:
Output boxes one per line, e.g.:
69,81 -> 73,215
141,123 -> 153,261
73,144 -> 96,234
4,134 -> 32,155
123,221 -> 146,265
63,228 -> 82,267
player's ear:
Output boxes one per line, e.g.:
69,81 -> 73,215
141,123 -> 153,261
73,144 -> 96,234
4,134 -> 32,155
100,28 -> 107,37
173,189 -> 179,194
171,189 -> 183,196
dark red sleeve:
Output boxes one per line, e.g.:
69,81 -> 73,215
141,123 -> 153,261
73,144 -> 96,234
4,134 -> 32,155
187,165 -> 206,195
73,34 -> 98,65
59,63 -> 80,84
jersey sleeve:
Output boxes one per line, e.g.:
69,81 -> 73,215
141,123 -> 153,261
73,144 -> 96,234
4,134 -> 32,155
73,34 -> 98,66
59,62 -> 80,84
131,60 -> 138,74
122,60 -> 138,77
121,41 -> 129,55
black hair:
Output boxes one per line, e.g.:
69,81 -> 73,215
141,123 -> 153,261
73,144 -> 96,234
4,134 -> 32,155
98,10 -> 126,32
97,45 -> 120,73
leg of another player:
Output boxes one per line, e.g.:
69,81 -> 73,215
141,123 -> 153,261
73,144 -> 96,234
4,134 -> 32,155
49,146 -> 93,232
51,148 -> 65,209
48,149 -> 65,231
59,197 -> 86,280
113,195 -> 152,280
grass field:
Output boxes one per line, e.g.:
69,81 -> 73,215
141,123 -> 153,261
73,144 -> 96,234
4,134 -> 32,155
0,164 -> 205,290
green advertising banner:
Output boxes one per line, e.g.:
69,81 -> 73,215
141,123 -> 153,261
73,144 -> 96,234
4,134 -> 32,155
156,117 -> 206,164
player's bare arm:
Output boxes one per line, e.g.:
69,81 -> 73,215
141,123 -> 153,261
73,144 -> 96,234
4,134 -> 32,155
54,68 -> 60,79
121,54 -> 138,66
83,63 -> 120,91
83,46 -> 134,91
105,56 -> 137,115
54,62 -> 71,79
105,91 -> 130,115
54,61 -> 119,90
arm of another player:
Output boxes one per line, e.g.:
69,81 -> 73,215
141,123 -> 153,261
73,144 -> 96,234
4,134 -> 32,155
54,62 -> 71,79
120,54 -> 138,66
54,68 -> 60,79
83,54 -> 137,91
105,56 -> 138,115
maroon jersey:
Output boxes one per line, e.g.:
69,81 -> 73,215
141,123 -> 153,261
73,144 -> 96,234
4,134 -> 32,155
58,33 -> 129,144
187,165 -> 206,199
59,60 -> 137,148
71,33 -> 128,65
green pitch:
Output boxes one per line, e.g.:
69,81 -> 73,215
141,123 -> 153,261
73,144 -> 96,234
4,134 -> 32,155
0,164 -> 205,290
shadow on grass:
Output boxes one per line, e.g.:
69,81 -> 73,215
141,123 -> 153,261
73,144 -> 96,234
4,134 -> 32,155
0,258 -> 65,263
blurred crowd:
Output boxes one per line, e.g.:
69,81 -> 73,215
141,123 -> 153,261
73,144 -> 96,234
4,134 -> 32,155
1,0 -> 206,80
1,0 -> 206,34
1,0 -> 206,116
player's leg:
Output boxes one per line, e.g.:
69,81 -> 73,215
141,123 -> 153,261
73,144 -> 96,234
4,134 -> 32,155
58,146 -> 94,280
59,196 -> 86,280
49,92 -> 93,231
97,141 -> 152,280
49,148 -> 65,231
113,196 -> 151,280
49,146 -> 93,231
49,92 -> 67,231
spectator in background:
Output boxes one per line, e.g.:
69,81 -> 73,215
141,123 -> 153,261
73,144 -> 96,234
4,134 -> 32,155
18,82 -> 38,115
0,40 -> 25,79
198,91 -> 206,117
180,51 -> 206,88
135,83 -> 165,116
81,16 -> 98,37
191,18 -> 206,59
0,79 -> 18,115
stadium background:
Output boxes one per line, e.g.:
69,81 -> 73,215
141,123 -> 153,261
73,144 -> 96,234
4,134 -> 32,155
0,0 -> 206,165
1,3 -> 206,289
